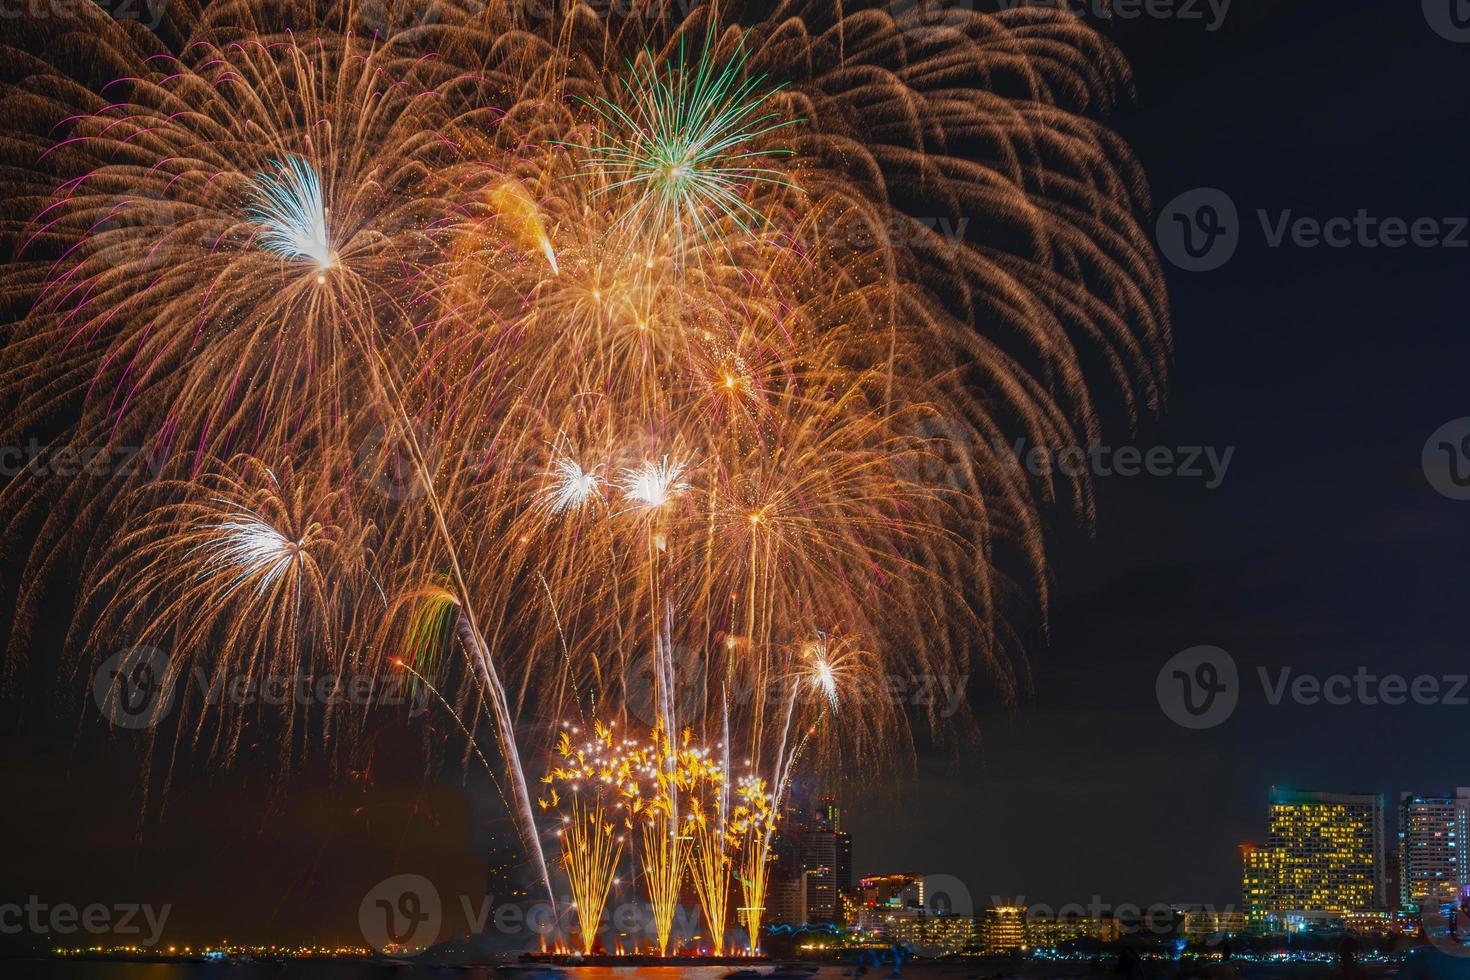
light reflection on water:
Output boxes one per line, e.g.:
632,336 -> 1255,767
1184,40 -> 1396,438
2,962 -> 1394,980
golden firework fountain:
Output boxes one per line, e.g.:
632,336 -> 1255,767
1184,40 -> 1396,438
686,745 -> 734,955
540,723 -> 634,955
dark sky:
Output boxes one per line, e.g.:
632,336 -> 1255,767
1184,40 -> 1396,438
4,0 -> 1470,950
845,0 -> 1470,910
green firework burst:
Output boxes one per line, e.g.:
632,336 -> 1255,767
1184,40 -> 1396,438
574,26 -> 798,253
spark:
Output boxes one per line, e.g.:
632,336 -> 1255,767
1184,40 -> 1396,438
194,502 -> 301,598
246,155 -> 333,270
542,452 -> 603,514
807,640 -> 840,714
575,28 -> 796,251
617,455 -> 690,511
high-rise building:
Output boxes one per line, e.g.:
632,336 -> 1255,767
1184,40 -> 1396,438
768,790 -> 853,925
859,873 -> 923,909
1241,787 -> 1387,932
818,796 -> 842,832
803,864 -> 837,924
767,876 -> 805,926
1240,842 -> 1279,930
1399,789 -> 1470,912
834,832 -> 853,895
981,904 -> 1027,953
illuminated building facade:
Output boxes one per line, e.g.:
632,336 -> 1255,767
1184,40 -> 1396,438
1241,787 -> 1387,932
982,904 -> 1027,952
1398,789 -> 1470,913
1170,905 -> 1247,941
1025,911 -> 1116,947
874,908 -> 978,955
859,873 -> 923,909
804,866 -> 837,925
1241,842 -> 1279,930
767,876 -> 805,926
1342,910 -> 1398,937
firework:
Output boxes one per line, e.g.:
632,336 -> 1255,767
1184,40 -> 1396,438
1,0 -> 1169,954
617,456 -> 693,514
246,156 -> 334,273
571,25 -> 796,256
543,449 -> 603,516
635,725 -> 693,955
686,737 -> 734,954
541,723 -> 636,954
731,774 -> 779,955
70,453 -> 371,776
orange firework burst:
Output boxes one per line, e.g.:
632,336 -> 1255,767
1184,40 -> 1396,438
0,0 -> 1169,940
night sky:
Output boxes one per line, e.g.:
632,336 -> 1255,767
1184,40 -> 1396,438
4,0 -> 1470,949
843,0 -> 1470,912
